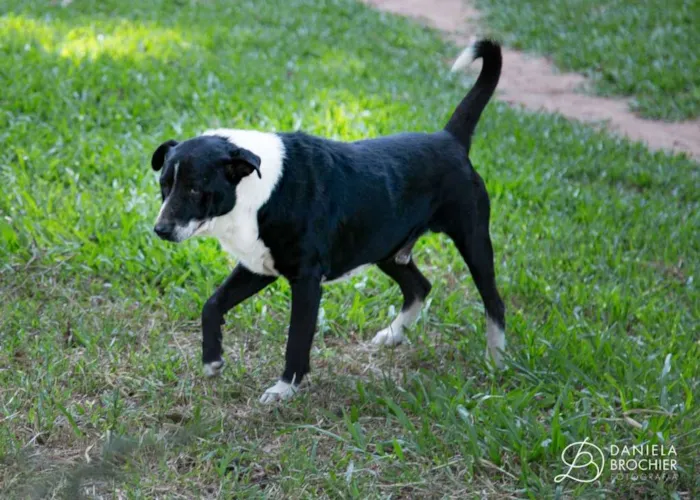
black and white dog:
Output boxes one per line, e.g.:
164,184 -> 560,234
151,40 -> 506,403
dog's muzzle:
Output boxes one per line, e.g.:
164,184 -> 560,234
154,219 -> 207,242
154,222 -> 176,241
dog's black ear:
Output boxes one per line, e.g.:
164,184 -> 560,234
225,147 -> 262,182
151,140 -> 179,171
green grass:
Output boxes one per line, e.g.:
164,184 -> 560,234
1,0 -> 698,497
475,0 -> 700,121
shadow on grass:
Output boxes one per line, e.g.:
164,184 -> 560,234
4,422 -> 211,499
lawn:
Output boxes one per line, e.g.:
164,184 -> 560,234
476,0 -> 700,121
0,0 -> 698,498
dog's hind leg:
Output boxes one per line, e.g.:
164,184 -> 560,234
453,230 -> 506,367
444,187 -> 506,367
372,259 -> 432,346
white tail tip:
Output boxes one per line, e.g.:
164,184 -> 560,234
451,42 -> 477,73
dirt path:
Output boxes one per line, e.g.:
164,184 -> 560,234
362,0 -> 700,161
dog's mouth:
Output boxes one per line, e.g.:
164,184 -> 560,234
193,220 -> 208,235
173,220 -> 208,242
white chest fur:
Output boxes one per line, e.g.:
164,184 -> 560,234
206,209 -> 279,276
199,128 -> 285,276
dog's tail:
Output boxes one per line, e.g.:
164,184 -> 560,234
444,39 -> 502,150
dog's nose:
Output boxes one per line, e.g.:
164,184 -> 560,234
154,222 -> 174,239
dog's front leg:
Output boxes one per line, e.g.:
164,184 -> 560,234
201,264 -> 277,377
260,272 -> 322,404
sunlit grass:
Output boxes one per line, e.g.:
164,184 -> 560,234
1,14 -> 190,62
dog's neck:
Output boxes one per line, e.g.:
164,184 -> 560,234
199,129 -> 285,276
202,128 -> 286,210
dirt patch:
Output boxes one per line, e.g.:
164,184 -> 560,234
363,0 -> 700,161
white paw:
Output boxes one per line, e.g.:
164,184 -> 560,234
486,316 -> 506,369
259,380 -> 299,404
371,326 -> 405,346
203,359 -> 224,378
486,347 -> 505,370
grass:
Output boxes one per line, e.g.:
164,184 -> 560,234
1,0 -> 698,497
475,0 -> 700,121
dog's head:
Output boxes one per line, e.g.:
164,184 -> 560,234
151,135 -> 261,242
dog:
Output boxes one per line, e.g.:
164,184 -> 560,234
151,39 -> 505,403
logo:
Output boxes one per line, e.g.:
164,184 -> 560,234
609,444 -> 677,482
554,439 -> 679,484
554,438 -> 605,484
